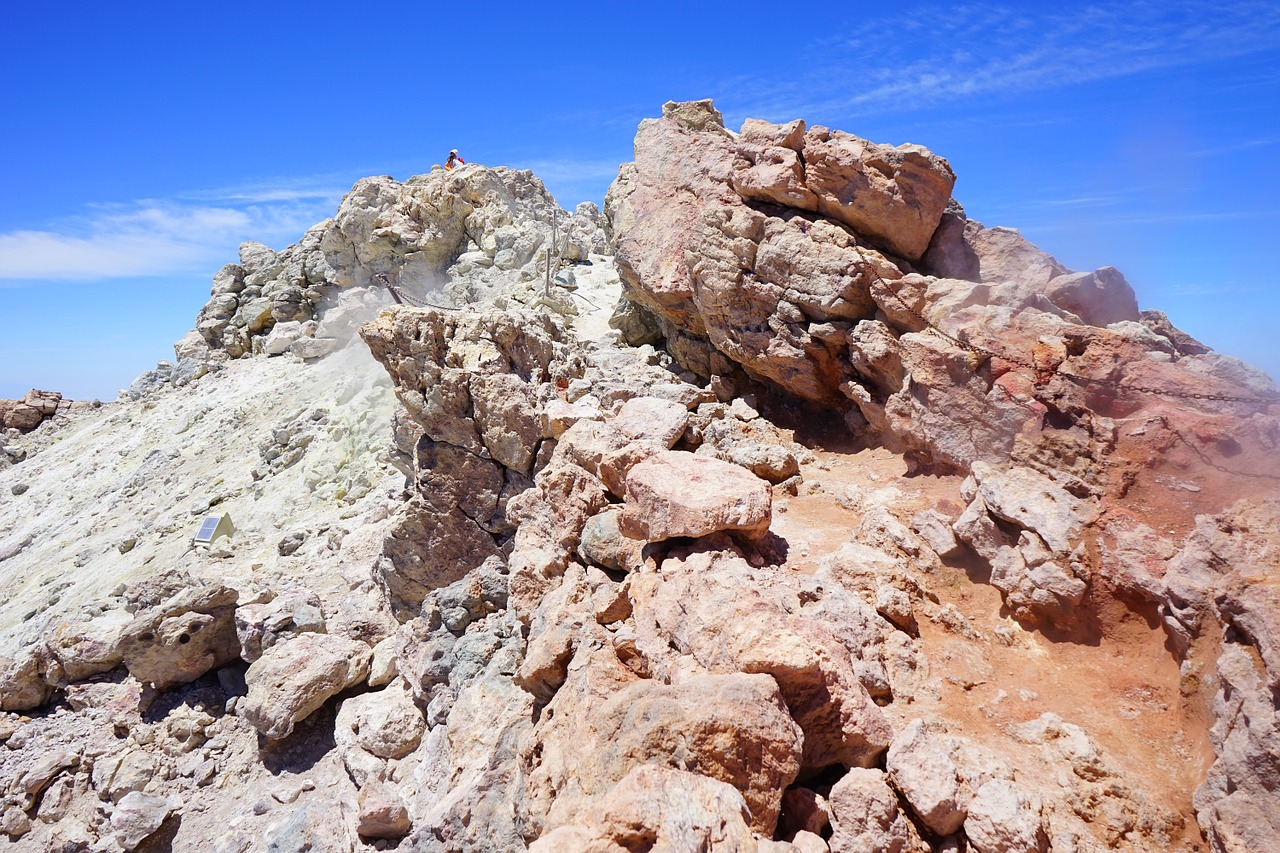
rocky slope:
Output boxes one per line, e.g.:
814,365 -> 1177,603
2,101 -> 1278,853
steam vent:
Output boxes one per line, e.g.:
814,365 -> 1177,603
2,100 -> 1278,852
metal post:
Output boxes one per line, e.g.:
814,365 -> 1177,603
545,206 -> 558,299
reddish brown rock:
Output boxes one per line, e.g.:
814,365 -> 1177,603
529,765 -> 762,852
520,644 -> 803,836
629,547 -> 895,772
801,127 -> 955,262
0,400 -> 42,431
358,781 -> 412,839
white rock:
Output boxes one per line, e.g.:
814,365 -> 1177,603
886,719 -> 966,835
111,791 -> 176,850
263,321 -> 306,355
964,779 -> 1047,853
290,336 -> 338,359
367,636 -> 399,687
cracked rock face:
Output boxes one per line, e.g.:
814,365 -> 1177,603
2,103 -> 1280,853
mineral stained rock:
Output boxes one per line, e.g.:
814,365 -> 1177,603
1,100 -> 1277,853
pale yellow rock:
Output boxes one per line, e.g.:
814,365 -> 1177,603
240,633 -> 372,740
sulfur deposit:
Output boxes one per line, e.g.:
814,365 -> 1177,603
1,100 -> 1278,853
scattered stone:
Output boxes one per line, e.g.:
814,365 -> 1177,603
267,799 -> 357,853
235,587 -> 326,662
1,805 -> 31,838
277,530 -> 306,556
357,781 -> 412,839
577,506 -> 645,573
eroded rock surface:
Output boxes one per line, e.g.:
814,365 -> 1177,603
1,102 -> 1277,853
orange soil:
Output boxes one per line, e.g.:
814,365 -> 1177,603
770,437 -> 1213,849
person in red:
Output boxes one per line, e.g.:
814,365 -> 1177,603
445,149 -> 465,170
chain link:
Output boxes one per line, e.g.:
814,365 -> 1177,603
374,274 -> 462,312
851,249 -> 1280,408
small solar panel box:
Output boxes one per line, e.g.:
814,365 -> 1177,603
194,513 -> 234,546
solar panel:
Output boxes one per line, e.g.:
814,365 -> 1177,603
194,514 -> 233,545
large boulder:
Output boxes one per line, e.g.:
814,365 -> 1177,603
117,585 -> 240,690
240,632 -> 373,740
619,450 -> 772,542
520,644 -> 802,836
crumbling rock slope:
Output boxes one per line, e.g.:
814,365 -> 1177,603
2,102 -> 1278,853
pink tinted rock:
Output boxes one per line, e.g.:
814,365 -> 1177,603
886,719 -> 966,835
529,765 -> 760,853
610,396 -> 690,447
619,451 -> 772,542
802,129 -> 955,261
358,781 -> 412,839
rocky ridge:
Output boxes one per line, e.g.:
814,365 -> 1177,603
0,101 -> 1277,852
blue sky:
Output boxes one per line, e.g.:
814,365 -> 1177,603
2,1 -> 1277,400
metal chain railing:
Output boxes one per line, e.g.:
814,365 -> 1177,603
1161,417 -> 1280,481
850,246 -> 1280,408
374,274 -> 462,312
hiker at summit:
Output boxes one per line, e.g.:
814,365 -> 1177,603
445,149 -> 465,171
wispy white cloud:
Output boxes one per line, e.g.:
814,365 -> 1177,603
183,174 -> 351,205
1188,138 -> 1278,158
1168,280 -> 1275,297
719,1 -> 1280,121
1024,195 -> 1127,210
0,179 -> 346,282
1020,209 -> 1280,230
0,229 -> 202,279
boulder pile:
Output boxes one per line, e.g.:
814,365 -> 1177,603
191,165 -> 609,364
0,103 -> 1277,852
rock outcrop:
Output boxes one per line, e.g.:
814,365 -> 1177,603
1,102 -> 1277,853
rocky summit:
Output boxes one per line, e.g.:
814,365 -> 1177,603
1,99 -> 1278,853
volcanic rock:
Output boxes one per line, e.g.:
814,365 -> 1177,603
240,632 -> 372,740
117,584 -> 240,690
887,719 -> 966,835
619,450 -> 773,541
828,768 -> 926,853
